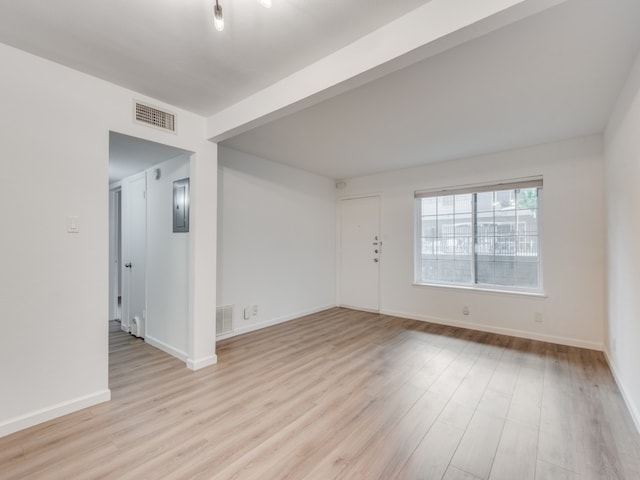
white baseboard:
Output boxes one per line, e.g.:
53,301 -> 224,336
338,304 -> 379,314
217,304 -> 337,340
603,348 -> 640,436
380,308 -> 604,351
187,355 -> 218,371
145,335 -> 188,362
0,389 -> 111,439
145,336 -> 217,370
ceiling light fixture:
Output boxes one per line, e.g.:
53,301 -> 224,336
213,0 -> 224,31
213,0 -> 271,32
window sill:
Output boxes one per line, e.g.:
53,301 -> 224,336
412,282 -> 547,298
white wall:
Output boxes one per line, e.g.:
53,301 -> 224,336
217,147 -> 336,337
145,154 -> 190,359
0,42 -> 217,437
339,136 -> 605,349
604,52 -> 640,431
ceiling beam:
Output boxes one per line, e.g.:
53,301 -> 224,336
206,0 -> 568,143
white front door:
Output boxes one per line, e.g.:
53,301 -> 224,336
121,172 -> 147,334
339,196 -> 380,312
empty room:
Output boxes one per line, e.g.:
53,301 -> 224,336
1,0 -> 640,479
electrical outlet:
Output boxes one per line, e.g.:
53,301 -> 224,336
252,305 -> 258,316
243,307 -> 250,320
534,312 -> 543,323
462,306 -> 469,316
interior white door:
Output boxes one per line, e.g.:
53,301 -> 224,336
340,196 -> 380,312
121,172 -> 147,334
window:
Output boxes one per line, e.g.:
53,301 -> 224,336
415,179 -> 542,293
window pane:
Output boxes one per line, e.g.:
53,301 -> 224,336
494,189 -> 516,210
515,258 -> 538,288
476,236 -> 494,256
422,238 -> 437,256
422,197 -> 437,216
454,212 -> 473,256
422,216 -> 437,238
496,235 -> 516,256
493,261 -> 515,286
421,258 -> 438,283
516,209 -> 538,236
517,235 -> 538,257
437,256 -> 456,282
416,184 -> 541,291
454,260 -> 473,283
476,259 -> 494,284
476,191 -> 494,213
495,210 -> 516,236
438,214 -> 455,255
438,196 -> 454,215
516,188 -> 538,210
476,210 -> 495,236
455,194 -> 472,214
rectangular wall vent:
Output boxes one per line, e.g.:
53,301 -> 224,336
216,305 -> 234,337
134,101 -> 176,132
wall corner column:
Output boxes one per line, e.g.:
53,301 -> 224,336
187,141 -> 218,370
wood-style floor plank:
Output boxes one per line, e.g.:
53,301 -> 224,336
0,308 -> 638,480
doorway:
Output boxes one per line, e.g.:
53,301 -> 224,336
339,195 -> 381,312
108,131 -> 191,349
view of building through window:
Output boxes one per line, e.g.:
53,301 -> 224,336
416,183 -> 541,291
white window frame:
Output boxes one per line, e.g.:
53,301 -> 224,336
414,177 -> 544,295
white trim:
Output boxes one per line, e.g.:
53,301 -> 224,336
187,355 -> 218,371
217,304 -> 337,340
603,349 -> 640,436
380,308 -> 603,351
337,192 -> 383,201
0,389 -> 111,438
338,304 -> 380,314
412,282 -> 547,298
145,335 -> 188,362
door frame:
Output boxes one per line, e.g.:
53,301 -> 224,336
337,193 -> 382,313
108,184 -> 122,322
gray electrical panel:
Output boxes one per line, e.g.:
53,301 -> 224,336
173,178 -> 190,233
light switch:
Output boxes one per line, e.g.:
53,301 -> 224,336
67,216 -> 80,233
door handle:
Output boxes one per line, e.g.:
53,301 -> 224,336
125,263 -> 132,269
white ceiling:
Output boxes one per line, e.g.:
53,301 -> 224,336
0,0 -> 430,116
222,0 -> 640,179
2,0 -> 640,181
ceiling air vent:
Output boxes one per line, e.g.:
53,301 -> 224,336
134,101 -> 176,133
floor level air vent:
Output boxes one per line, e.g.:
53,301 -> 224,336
216,305 -> 234,337
134,101 -> 176,132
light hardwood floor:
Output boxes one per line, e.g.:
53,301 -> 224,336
1,308 -> 640,479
